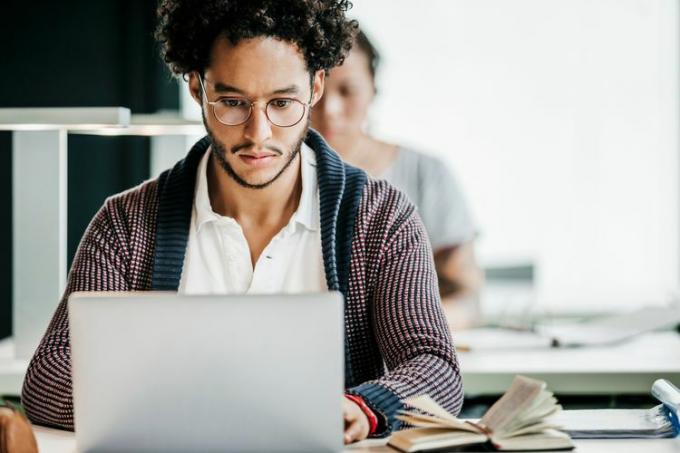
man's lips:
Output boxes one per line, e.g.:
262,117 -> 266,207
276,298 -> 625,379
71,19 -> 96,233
239,153 -> 277,159
238,153 -> 277,166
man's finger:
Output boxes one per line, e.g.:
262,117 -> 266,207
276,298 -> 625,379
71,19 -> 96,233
344,419 -> 361,444
343,409 -> 358,423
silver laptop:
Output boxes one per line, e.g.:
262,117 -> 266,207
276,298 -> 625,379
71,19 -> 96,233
69,291 -> 344,453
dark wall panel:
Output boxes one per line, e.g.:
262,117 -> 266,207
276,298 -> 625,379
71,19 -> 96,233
0,0 -> 179,339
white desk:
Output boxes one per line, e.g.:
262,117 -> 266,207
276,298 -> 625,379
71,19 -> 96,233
0,338 -> 28,396
33,426 -> 680,452
457,331 -> 680,395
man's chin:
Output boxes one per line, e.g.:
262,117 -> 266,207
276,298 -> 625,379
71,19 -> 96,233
206,116 -> 308,190
234,172 -> 279,189
225,160 -> 287,189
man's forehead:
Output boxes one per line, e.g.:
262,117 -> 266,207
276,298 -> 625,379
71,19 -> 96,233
206,35 -> 310,96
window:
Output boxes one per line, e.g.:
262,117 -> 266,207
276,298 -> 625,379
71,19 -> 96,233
352,0 -> 679,312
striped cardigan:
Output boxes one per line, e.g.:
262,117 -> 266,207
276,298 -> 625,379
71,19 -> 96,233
21,129 -> 463,435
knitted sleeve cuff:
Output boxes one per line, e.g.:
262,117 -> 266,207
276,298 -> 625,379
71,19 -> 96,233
346,382 -> 404,437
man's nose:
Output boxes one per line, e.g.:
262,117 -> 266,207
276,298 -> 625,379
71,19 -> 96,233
243,104 -> 273,144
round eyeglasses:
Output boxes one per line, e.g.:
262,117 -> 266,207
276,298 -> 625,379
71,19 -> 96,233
198,75 -> 310,128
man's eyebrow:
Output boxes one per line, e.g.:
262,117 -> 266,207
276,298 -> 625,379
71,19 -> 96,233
213,82 -> 246,94
270,85 -> 301,96
212,82 -> 301,97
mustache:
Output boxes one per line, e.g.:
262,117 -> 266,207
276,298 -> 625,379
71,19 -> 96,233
230,142 -> 283,155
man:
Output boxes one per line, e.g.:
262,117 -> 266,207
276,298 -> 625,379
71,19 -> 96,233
22,0 -> 463,444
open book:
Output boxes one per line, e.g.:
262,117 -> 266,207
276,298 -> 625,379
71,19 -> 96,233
388,375 -> 574,452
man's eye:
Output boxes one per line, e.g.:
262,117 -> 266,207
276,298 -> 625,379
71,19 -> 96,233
271,99 -> 293,109
220,98 -> 246,108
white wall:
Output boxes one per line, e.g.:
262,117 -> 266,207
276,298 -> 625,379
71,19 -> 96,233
350,0 -> 680,312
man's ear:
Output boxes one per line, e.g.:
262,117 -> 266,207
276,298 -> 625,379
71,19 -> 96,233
310,69 -> 325,107
188,72 -> 203,106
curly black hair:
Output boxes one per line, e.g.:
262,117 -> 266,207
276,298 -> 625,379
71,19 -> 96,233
155,0 -> 358,78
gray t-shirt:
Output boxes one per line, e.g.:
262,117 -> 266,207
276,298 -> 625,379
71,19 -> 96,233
382,147 -> 476,250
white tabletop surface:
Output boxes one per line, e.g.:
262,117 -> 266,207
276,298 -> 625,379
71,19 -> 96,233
0,337 -> 28,395
34,426 -> 680,452
0,107 -> 130,130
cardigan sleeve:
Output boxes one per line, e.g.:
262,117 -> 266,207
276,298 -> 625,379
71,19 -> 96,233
21,199 -> 131,430
346,198 -> 463,436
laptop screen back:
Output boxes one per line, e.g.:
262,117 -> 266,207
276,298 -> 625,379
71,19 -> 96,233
69,292 -> 344,452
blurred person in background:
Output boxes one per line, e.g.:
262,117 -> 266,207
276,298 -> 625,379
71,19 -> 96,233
311,28 -> 483,328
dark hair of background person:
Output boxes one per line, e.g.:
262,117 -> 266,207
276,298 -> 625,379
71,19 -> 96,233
354,29 -> 381,83
0,0 -> 180,340
154,0 -> 358,78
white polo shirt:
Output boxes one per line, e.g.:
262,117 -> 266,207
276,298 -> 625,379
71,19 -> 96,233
178,143 -> 327,294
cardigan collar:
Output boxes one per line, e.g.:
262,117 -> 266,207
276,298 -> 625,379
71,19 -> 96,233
151,128 -> 367,298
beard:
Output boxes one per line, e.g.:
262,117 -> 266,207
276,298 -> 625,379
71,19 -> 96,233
203,112 -> 309,190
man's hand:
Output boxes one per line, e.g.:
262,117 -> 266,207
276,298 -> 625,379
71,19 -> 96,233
343,397 -> 370,444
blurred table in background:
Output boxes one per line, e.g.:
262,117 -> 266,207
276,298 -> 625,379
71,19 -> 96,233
456,330 -> 680,396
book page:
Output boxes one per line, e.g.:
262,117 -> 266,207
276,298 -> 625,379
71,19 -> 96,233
389,428 -> 489,452
493,429 -> 574,450
502,391 -> 561,433
402,395 -> 461,422
480,375 -> 545,432
397,412 -> 480,432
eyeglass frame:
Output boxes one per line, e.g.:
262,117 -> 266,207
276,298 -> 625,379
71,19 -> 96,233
196,73 -> 312,128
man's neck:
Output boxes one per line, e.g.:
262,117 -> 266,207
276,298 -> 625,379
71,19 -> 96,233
207,148 -> 303,229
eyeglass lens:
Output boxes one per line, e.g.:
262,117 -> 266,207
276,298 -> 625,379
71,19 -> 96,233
213,98 -> 306,127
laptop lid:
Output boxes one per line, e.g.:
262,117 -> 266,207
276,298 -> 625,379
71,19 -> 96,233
69,291 -> 344,453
